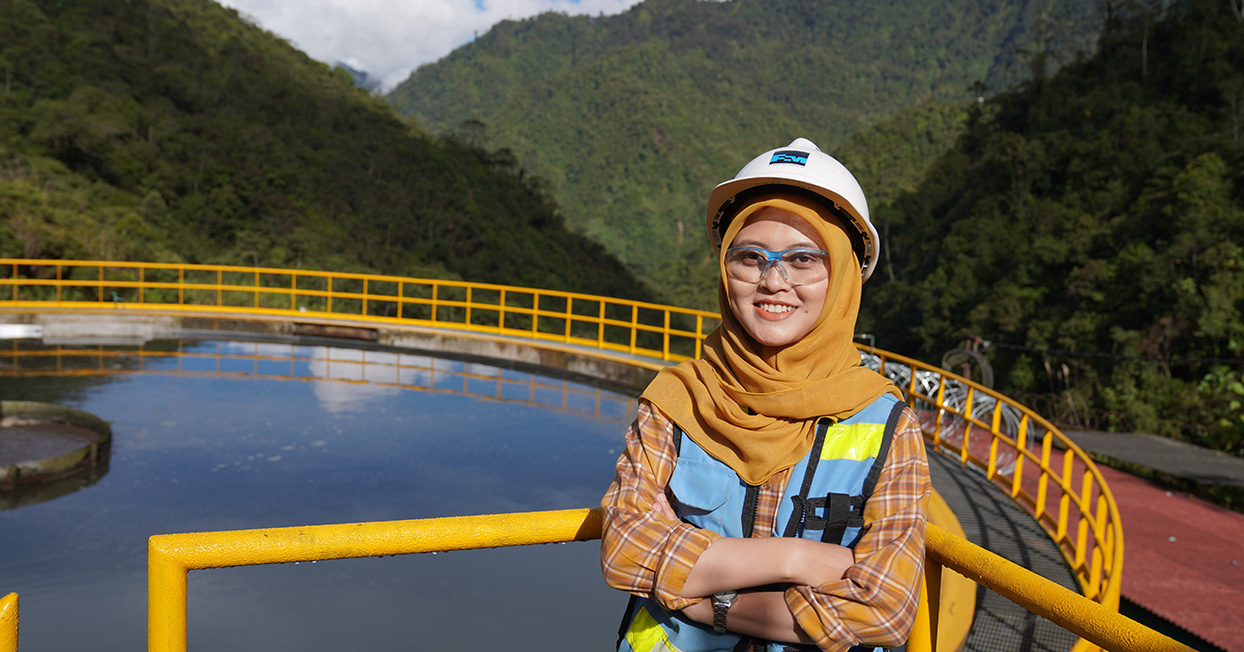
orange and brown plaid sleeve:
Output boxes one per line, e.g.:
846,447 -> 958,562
600,400 -> 722,611
785,407 -> 932,651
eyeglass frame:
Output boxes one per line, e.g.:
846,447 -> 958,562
723,245 -> 830,287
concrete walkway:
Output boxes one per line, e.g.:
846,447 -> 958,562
1063,430 -> 1244,652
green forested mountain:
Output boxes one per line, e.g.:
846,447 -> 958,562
862,0 -> 1244,453
393,0 -> 1242,453
387,0 -> 1100,306
0,0 -> 645,299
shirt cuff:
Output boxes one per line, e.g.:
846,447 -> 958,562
785,584 -> 854,652
653,524 -> 722,611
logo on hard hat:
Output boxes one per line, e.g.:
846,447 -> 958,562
769,150 -> 808,166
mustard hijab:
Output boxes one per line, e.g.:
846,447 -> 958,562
642,194 -> 901,486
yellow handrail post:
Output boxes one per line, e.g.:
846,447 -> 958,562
149,540 -> 189,652
629,304 -> 638,354
147,509 -> 604,652
1011,415 -> 1029,500
432,282 -> 439,323
498,288 -> 506,330
0,593 -> 16,652
532,293 -> 540,336
925,556 -> 942,647
907,571 -> 934,652
1036,433 -> 1053,521
695,314 -> 704,358
597,301 -> 605,346
960,386 -> 974,465
662,310 -> 671,360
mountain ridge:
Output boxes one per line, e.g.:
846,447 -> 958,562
387,0 -> 1101,305
0,0 -> 646,300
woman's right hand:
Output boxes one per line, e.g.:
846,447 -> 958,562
787,537 -> 855,588
653,491 -> 679,521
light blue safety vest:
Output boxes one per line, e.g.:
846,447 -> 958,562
616,393 -> 907,652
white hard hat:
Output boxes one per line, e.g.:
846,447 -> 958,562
706,138 -> 880,282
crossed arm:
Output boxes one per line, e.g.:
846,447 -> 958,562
653,492 -> 853,644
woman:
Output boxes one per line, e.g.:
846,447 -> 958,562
601,138 -> 931,652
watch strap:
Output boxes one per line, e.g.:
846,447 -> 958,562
711,590 -> 737,633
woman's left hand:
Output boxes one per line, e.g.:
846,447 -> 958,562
680,596 -> 712,625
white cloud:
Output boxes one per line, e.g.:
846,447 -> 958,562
214,0 -> 643,91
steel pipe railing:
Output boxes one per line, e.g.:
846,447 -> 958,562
145,510 -> 1190,652
0,259 -> 718,363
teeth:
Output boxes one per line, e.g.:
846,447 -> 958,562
759,303 -> 795,314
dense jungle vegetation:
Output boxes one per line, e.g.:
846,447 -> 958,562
395,0 -> 1243,454
0,0 -> 645,299
863,0 -> 1244,454
388,0 -> 1101,307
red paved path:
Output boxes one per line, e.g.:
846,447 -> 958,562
1097,465 -> 1244,652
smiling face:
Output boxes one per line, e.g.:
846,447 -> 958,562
724,207 -> 830,348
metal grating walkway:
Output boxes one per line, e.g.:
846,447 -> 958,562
928,449 -> 1080,652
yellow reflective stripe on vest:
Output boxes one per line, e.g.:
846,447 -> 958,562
625,606 -> 684,652
820,421 -> 885,461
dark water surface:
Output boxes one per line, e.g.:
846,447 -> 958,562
0,340 -> 635,651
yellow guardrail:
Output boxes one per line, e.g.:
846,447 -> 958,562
0,259 -> 1186,651
864,349 -> 1124,615
0,259 -> 718,363
144,510 -> 1188,652
148,509 -> 603,652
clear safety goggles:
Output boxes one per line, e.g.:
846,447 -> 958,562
723,246 -> 829,287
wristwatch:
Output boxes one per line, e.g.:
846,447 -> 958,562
711,590 -> 738,633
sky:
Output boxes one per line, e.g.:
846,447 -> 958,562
214,0 -> 645,91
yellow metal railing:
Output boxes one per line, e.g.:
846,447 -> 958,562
0,259 -> 718,364
0,259 -> 1184,651
145,511 -> 1189,652
863,350 -> 1123,618
147,509 -> 603,652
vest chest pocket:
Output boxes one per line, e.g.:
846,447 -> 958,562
668,456 -> 738,536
